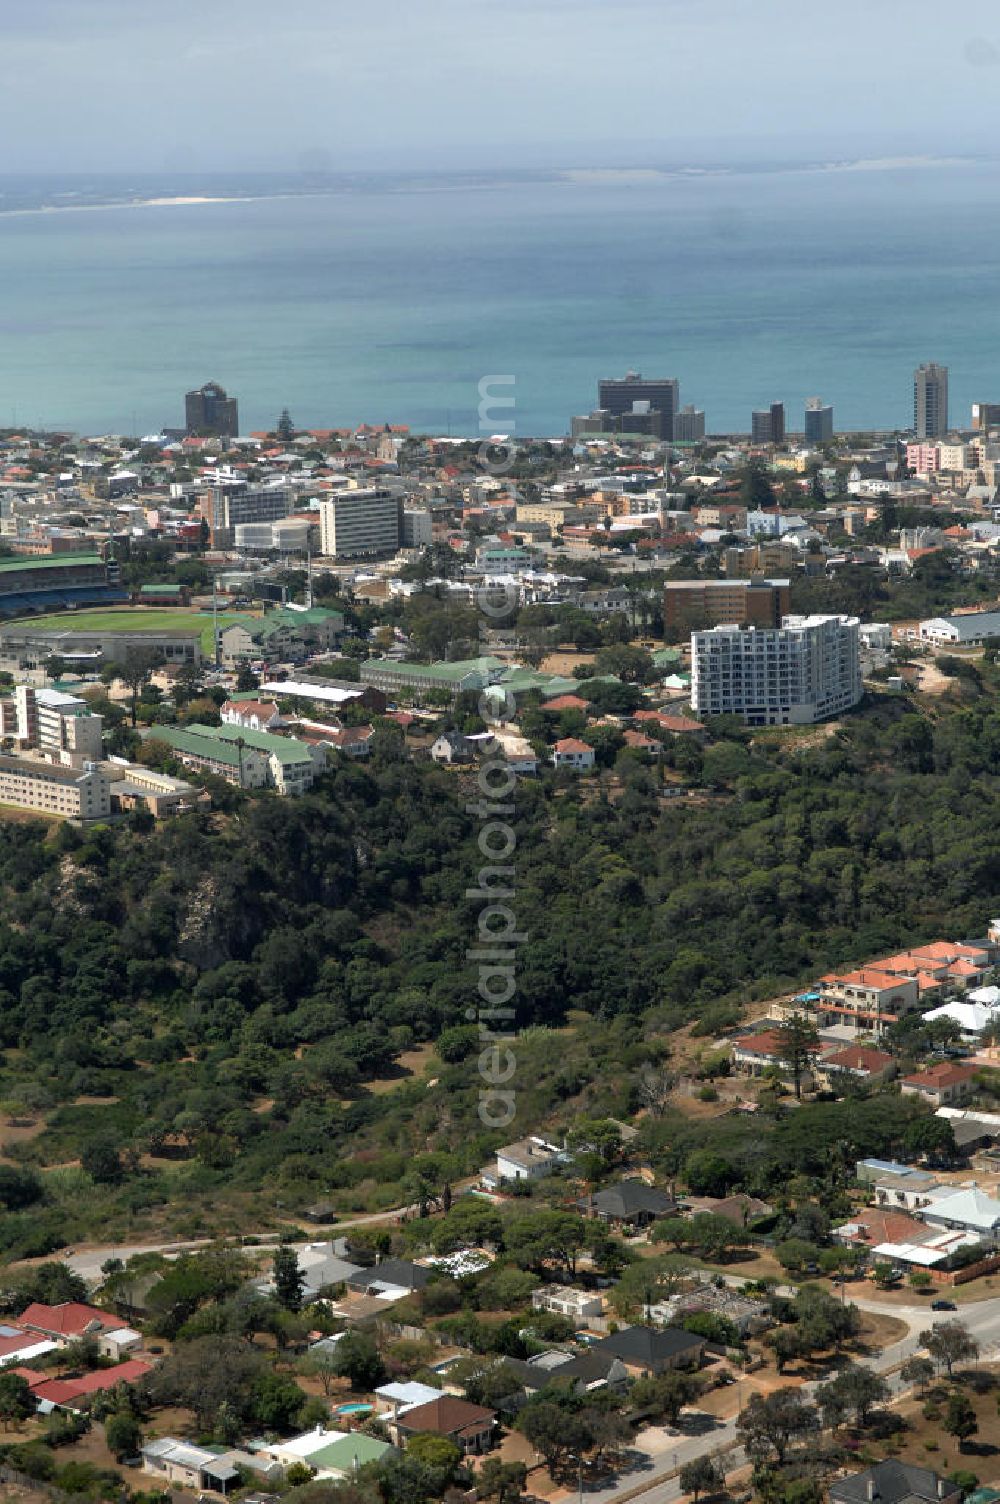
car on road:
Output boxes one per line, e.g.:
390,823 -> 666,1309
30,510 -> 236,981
931,1299 -> 956,1311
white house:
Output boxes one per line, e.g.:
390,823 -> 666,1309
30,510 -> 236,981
552,737 -> 595,770
220,699 -> 284,731
922,1185 -> 1000,1239
493,1136 -> 565,1182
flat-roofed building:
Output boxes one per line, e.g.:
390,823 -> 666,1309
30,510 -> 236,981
663,578 -> 790,633
692,614 -> 862,726
0,754 -> 110,820
319,487 -> 400,558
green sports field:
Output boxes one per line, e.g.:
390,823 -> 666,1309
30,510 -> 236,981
20,607 -> 259,657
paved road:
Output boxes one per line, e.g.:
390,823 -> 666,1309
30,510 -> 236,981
58,1207 -> 418,1284
55,1236 -> 1000,1504
581,1293 -> 1000,1504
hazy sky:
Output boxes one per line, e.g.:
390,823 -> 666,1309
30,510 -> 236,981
3,0 -> 1000,172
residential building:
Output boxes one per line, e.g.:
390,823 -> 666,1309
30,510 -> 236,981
829,1461 -> 961,1504
430,732 -> 475,764
972,402 -> 1000,432
900,1062 -> 978,1107
319,487 -> 401,558
663,578 -> 789,633
551,737 -> 595,770
33,1359 -> 153,1412
730,1028 -> 820,1078
751,402 -> 785,444
493,1136 -> 565,1183
297,1434 -> 395,1480
18,1302 -> 121,1343
914,363 -> 949,439
15,685 -> 103,766
374,1381 -> 443,1424
199,482 -> 291,548
818,967 -> 920,1035
185,381 -> 239,438
347,1257 -> 431,1296
691,615 -> 862,727
143,1438 -> 279,1494
531,1286 -> 605,1321
597,373 -> 680,439
594,1325 -> 705,1376
871,1169 -> 942,1211
723,542 -> 798,578
581,1181 -> 676,1227
814,1044 -> 895,1088
220,699 -> 283,732
673,405 -> 706,442
394,1396 -> 496,1454
804,398 -> 834,443
0,754 -> 111,820
921,1185 -> 1000,1238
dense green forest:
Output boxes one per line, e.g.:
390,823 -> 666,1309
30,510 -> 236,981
4,686 -> 1000,1254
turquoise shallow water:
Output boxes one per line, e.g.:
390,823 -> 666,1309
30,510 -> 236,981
0,163 -> 998,437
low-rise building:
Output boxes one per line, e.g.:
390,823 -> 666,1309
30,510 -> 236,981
220,699 -> 284,731
150,725 -> 270,789
829,1461 -> 961,1504
594,1325 -> 705,1376
107,763 -> 207,817
919,611 -> 1000,648
492,1136 -> 566,1183
551,737 -> 595,770
581,1181 -> 677,1228
900,1062 -> 978,1107
394,1395 -> 496,1454
530,1286 -> 605,1321
0,754 -> 111,820
218,606 -> 344,666
359,656 -> 505,701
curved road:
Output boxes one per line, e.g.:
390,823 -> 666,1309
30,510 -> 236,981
54,1240 -> 1000,1504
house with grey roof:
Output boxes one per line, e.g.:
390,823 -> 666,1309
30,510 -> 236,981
580,1180 -> 677,1227
594,1324 -> 705,1376
829,1461 -> 960,1504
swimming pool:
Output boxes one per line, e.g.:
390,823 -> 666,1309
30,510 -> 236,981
337,1403 -> 374,1415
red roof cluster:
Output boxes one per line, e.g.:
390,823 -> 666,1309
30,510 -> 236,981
18,1303 -> 119,1339
30,1359 -> 152,1406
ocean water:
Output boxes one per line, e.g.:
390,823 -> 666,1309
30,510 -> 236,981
0,161 -> 998,438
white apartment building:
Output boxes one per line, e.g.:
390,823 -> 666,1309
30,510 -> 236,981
0,754 -> 111,820
319,487 -> 400,558
691,614 -> 862,726
15,685 -> 103,766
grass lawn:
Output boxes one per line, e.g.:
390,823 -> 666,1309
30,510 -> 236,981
21,606 -> 258,656
873,1372 -> 1000,1478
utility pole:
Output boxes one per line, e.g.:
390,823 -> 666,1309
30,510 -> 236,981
212,575 -> 221,668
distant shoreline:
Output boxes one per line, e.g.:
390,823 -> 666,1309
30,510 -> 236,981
0,154 -> 988,218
